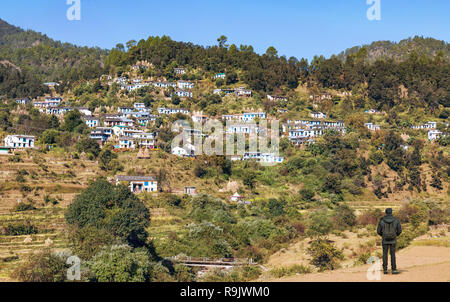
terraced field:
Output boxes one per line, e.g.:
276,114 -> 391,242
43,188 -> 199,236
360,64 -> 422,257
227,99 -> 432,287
0,151 -> 101,281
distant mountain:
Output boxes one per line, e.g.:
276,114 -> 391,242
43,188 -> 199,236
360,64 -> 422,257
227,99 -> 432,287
336,36 -> 449,62
0,19 -> 106,85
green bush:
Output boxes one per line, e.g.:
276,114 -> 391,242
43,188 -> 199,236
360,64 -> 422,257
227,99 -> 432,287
307,238 -> 344,271
11,249 -> 67,282
5,222 -> 38,235
270,264 -> 312,278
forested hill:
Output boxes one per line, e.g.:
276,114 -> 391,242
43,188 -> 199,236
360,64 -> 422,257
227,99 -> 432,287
0,19 -> 106,90
336,36 -> 449,63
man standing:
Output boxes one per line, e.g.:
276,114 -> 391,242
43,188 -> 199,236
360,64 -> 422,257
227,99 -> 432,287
377,208 -> 402,274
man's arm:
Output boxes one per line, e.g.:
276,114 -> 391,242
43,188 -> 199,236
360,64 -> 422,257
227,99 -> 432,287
377,220 -> 383,236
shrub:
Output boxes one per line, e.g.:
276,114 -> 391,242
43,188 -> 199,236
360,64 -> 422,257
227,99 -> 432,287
332,205 -> 356,230
14,202 -> 36,212
307,238 -> 344,271
5,221 -> 38,235
299,187 -> 315,201
357,208 -> 383,226
87,245 -> 164,282
270,264 -> 311,278
306,209 -> 332,238
11,249 -> 67,282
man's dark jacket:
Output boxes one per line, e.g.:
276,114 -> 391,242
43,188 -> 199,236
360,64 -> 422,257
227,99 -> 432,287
377,214 -> 402,244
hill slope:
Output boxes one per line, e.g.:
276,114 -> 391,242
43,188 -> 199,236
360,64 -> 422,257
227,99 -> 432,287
337,36 -> 449,62
0,19 -> 106,87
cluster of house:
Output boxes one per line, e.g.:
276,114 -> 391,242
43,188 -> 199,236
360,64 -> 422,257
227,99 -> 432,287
411,121 -> 437,130
106,76 -> 195,98
410,121 -> 448,141
214,87 -> 252,97
267,95 -> 288,102
89,103 -> 158,149
283,119 -> 346,145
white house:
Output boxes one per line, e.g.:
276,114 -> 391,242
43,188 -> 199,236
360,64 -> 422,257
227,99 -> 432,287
243,152 -> 284,164
173,90 -> 193,98
115,175 -> 158,193
177,81 -> 194,89
214,73 -> 226,79
33,97 -> 62,108
428,130 -> 443,141
104,117 -> 135,127
84,116 -> 100,128
311,112 -> 327,119
4,135 -> 35,149
412,121 -> 437,130
78,107 -> 92,116
230,192 -> 244,202
174,68 -> 186,75
45,107 -> 73,115
158,107 -> 190,115
242,112 -> 266,122
172,143 -> 196,157
267,95 -> 288,102
152,81 -> 177,88
192,114 -> 208,123
226,124 -> 259,134
15,98 -> 31,105
365,123 -> 380,131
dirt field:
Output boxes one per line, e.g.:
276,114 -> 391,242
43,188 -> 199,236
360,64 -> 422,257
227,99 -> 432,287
267,245 -> 450,282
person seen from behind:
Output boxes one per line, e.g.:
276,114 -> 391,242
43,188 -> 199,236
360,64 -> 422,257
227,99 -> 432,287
377,208 -> 402,274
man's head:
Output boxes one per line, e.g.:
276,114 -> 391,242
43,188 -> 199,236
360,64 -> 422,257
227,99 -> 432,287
385,208 -> 393,215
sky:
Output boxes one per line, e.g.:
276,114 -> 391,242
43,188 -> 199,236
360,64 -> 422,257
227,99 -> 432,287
0,0 -> 449,61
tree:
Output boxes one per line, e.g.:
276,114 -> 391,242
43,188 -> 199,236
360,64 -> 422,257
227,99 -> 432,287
265,46 -> 278,58
322,173 -> 342,194
126,40 -> 137,50
61,109 -> 83,132
65,179 -> 150,247
39,129 -> 59,145
88,245 -> 167,282
384,131 -> 405,171
77,138 -> 101,158
98,148 -> 118,171
243,171 -> 257,190
217,35 -> 228,48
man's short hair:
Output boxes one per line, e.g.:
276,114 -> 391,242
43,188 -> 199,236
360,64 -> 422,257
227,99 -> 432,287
386,208 -> 393,214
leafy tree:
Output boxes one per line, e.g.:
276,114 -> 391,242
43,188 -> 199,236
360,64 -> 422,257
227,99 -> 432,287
243,171 -> 257,190
61,109 -> 84,132
88,245 -> 165,282
98,148 -> 118,171
65,179 -> 150,247
77,138 -> 101,158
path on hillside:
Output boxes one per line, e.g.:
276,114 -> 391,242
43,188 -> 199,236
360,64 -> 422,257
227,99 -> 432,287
268,246 -> 450,282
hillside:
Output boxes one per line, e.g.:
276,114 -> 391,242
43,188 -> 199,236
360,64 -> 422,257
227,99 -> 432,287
336,36 -> 449,62
0,19 -> 106,92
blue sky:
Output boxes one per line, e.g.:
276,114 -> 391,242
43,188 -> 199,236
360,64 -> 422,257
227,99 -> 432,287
0,0 -> 449,60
